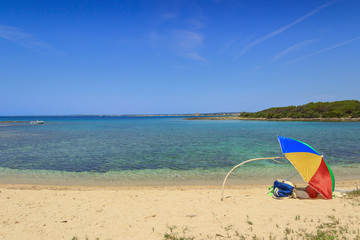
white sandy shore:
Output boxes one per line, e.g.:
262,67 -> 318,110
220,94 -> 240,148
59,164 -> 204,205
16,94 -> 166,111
1,180 -> 360,240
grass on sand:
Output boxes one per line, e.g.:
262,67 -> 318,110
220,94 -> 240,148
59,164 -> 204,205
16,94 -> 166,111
70,189 -> 360,240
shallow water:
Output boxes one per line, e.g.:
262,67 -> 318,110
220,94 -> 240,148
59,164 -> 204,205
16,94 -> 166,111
0,116 -> 359,185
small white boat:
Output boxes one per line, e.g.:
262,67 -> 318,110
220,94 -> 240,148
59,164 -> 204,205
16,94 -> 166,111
30,120 -> 45,125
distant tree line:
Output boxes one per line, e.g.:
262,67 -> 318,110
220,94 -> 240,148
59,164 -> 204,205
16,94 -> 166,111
239,100 -> 360,119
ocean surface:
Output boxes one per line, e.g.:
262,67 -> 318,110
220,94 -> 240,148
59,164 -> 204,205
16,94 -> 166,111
0,116 -> 359,186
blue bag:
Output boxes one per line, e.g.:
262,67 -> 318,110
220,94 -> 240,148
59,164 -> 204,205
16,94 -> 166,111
273,179 -> 295,198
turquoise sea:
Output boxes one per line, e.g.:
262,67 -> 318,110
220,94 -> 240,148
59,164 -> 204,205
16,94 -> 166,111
0,116 -> 359,186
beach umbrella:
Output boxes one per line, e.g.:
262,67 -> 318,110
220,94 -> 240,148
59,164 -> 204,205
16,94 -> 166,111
277,136 -> 335,199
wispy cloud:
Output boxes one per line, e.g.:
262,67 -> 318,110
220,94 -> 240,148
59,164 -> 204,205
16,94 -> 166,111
219,35 -> 254,54
182,52 -> 207,61
174,30 -> 207,61
251,39 -> 315,72
188,18 -> 205,29
235,0 -> 336,59
285,36 -> 360,65
162,13 -> 178,21
219,38 -> 239,54
148,30 -> 207,62
152,11 -> 207,62
0,24 -> 57,54
175,31 -> 202,51
272,39 -> 315,62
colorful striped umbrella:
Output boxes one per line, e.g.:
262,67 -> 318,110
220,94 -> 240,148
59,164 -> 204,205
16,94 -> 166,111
277,136 -> 335,199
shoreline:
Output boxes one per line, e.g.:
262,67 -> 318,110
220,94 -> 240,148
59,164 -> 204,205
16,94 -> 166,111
1,163 -> 360,187
185,116 -> 360,121
1,174 -> 360,188
1,178 -> 359,190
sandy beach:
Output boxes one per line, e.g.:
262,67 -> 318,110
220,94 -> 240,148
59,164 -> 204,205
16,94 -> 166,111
1,180 -> 359,240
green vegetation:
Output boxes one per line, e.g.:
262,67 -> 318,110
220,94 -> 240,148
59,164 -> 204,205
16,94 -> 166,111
163,225 -> 195,240
346,188 -> 360,198
239,100 -> 360,119
161,213 -> 360,239
295,215 -> 355,240
246,215 -> 253,225
345,188 -> 360,206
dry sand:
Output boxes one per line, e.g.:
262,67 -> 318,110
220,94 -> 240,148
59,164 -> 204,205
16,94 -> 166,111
1,180 -> 360,240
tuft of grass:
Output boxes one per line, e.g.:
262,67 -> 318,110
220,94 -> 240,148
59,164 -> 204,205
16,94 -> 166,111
163,225 -> 194,240
304,229 -> 337,240
346,188 -> 360,205
224,224 -> 233,232
268,232 -> 276,240
251,234 -> 260,240
246,215 -> 253,225
348,188 -> 360,196
234,230 -> 246,239
222,224 -> 234,238
162,217 -> 360,240
295,214 -> 360,240
325,215 -> 340,226
284,227 -> 292,235
247,220 -> 253,225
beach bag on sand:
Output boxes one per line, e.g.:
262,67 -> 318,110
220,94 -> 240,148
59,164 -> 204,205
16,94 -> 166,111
273,179 -> 296,198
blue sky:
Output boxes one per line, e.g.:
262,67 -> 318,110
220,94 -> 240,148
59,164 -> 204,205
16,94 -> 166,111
1,0 -> 359,115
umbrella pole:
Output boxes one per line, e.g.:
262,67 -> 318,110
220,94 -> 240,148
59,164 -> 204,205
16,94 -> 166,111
286,172 -> 299,181
221,157 -> 286,201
